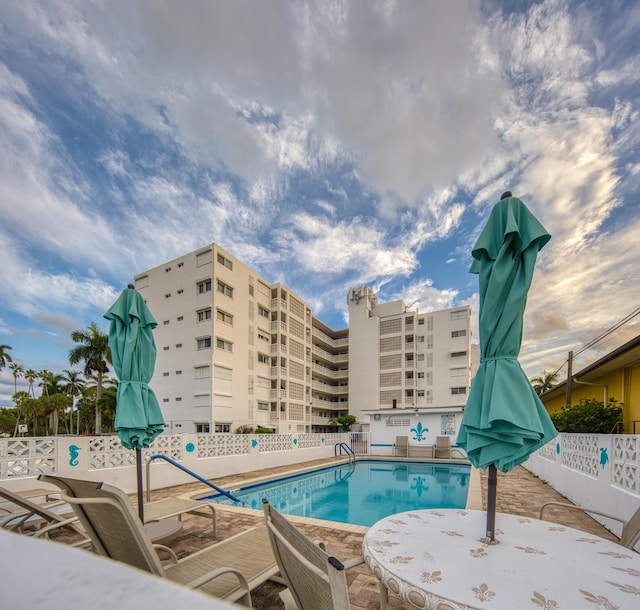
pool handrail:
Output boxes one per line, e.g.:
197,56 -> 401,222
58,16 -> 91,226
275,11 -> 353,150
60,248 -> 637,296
334,442 -> 355,463
145,454 -> 243,505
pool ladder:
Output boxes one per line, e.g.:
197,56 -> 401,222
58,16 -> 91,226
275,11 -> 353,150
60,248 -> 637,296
145,454 -> 243,505
334,442 -> 356,464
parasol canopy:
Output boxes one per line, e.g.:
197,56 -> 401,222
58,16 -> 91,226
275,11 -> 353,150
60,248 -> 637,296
104,286 -> 164,450
457,195 -> 557,473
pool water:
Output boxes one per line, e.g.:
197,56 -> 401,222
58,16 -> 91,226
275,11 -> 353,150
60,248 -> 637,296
203,459 -> 471,527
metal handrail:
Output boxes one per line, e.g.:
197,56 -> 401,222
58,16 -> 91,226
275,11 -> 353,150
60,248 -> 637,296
145,454 -> 243,505
334,442 -> 355,464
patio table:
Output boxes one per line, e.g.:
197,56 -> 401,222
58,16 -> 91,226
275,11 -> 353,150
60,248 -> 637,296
363,509 -> 640,609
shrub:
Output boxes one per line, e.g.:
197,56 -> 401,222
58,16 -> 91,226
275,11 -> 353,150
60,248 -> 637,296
550,398 -> 622,433
254,426 -> 275,434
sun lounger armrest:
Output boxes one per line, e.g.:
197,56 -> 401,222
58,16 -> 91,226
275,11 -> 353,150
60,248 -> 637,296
342,555 -> 365,570
186,567 -> 252,608
539,501 -> 624,523
30,516 -> 79,538
152,543 -> 178,564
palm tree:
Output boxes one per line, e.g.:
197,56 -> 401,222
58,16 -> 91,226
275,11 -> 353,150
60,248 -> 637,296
530,370 -> 560,396
61,369 -> 85,435
38,369 -> 56,397
0,344 -> 13,370
24,369 -> 38,397
69,322 -> 111,434
9,362 -> 24,395
12,390 -> 30,436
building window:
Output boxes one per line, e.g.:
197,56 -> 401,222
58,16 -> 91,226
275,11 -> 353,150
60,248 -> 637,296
450,309 -> 467,320
451,329 -> 467,338
417,390 -> 425,397
417,354 -> 425,361
257,331 -> 270,343
197,336 -> 212,350
417,371 -> 425,379
258,305 -> 270,319
175,343 -> 182,348
175,370 -> 182,375
195,423 -> 210,433
258,401 -> 269,411
163,372 -> 169,377
177,262 -> 184,268
216,309 -> 233,325
163,346 -> 170,351
197,279 -> 212,294
175,397 -> 182,402
418,318 -> 425,325
257,352 -> 270,364
198,308 -> 212,322
177,316 -> 184,321
177,289 -> 184,294
217,280 -> 233,298
451,387 -> 467,395
450,367 -> 467,377
194,365 -> 211,379
216,338 -> 233,352
217,253 -> 233,270
165,266 -> 172,272
451,350 -> 467,357
164,293 -> 171,298
163,320 -> 169,325
215,423 -> 231,433
417,336 -> 424,343
249,284 -> 254,296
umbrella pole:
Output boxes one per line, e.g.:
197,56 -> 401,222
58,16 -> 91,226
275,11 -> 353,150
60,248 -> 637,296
485,464 -> 497,543
136,449 -> 145,522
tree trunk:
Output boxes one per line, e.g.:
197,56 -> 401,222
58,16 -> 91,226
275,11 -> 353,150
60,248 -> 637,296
95,376 -> 103,434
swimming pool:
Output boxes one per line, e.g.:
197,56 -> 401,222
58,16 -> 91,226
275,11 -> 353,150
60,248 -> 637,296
203,459 -> 471,527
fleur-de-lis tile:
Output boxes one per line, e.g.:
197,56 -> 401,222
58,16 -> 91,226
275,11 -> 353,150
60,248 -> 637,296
599,551 -> 634,560
389,555 -> 414,564
579,589 -> 620,610
472,583 -> 495,602
605,580 -> 640,596
531,591 -> 559,609
421,571 -> 442,584
613,567 -> 640,577
515,546 -> 546,555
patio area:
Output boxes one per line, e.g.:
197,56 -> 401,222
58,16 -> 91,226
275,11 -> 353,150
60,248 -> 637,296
49,457 -> 620,609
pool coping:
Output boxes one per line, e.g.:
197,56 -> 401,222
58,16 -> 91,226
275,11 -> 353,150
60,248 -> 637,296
180,456 -> 478,533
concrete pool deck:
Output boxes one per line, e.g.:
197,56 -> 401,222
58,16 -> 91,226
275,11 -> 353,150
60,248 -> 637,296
53,457 -> 620,609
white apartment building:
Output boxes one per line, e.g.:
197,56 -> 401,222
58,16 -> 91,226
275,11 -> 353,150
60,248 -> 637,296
348,286 -> 474,424
134,244 -> 474,434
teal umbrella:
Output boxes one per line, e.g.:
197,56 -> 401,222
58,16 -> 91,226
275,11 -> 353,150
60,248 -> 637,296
104,285 -> 164,520
457,193 -> 558,542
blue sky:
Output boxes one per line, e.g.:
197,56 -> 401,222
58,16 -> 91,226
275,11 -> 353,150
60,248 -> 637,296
1,0 -> 640,405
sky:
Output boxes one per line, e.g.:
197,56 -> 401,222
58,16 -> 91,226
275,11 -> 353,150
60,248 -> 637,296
1,0 -> 640,406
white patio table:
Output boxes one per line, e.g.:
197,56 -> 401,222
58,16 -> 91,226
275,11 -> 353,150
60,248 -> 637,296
363,509 -> 640,610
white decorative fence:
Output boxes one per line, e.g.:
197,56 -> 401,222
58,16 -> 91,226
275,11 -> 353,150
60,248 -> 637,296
526,433 -> 640,541
0,432 -> 350,494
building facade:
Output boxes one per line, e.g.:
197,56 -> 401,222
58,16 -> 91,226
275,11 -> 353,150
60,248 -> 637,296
348,286 -> 474,424
134,245 -> 474,434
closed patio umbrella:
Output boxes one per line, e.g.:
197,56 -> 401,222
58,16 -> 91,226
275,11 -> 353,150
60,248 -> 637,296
457,192 -> 557,542
104,285 -> 164,521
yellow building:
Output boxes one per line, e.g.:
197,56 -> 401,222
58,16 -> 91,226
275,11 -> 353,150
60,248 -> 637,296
540,335 -> 640,434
